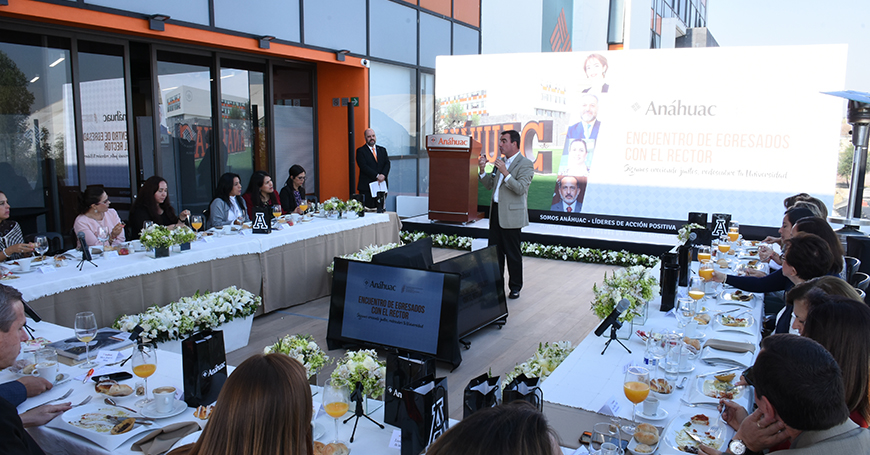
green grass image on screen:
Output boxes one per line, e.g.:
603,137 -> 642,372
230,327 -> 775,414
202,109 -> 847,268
477,149 -> 562,211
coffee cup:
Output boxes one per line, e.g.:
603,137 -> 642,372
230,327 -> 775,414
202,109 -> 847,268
290,213 -> 302,223
17,257 -> 32,272
643,397 -> 660,416
222,225 -> 233,235
32,348 -> 58,384
153,386 -> 176,413
685,320 -> 699,338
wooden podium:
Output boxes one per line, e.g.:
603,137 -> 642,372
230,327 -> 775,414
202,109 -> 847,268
426,134 -> 483,223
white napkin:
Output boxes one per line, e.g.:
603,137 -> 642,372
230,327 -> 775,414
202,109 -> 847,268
700,346 -> 754,368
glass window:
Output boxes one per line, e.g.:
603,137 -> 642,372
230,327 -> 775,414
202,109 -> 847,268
218,60 -> 266,193
370,62 -> 416,157
157,52 -> 214,216
452,23 -> 480,56
608,0 -> 625,44
214,0 -> 300,43
0,31 -> 74,234
419,72 -> 435,196
84,0 -> 209,26
370,0 -> 418,65
272,65 -> 316,200
419,12 -> 451,69
302,0 -> 366,55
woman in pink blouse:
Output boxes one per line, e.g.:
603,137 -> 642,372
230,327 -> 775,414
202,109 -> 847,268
72,186 -> 125,248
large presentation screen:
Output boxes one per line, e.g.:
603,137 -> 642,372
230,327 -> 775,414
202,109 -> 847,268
435,45 -> 847,232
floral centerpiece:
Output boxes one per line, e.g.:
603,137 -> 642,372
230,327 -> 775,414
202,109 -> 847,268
677,223 -> 705,245
113,286 -> 262,343
327,243 -> 401,274
322,197 -> 347,213
330,349 -> 386,399
264,334 -> 330,379
591,266 -> 659,324
345,198 -> 363,214
140,225 -> 174,250
504,341 -> 574,388
172,225 -> 196,245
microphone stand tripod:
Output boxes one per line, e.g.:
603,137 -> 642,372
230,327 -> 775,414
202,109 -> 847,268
343,381 -> 384,442
77,256 -> 98,271
601,322 -> 631,355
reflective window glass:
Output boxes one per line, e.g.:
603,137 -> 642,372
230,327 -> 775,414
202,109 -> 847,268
219,61 -> 266,191
420,12 -> 451,69
302,0 -> 366,55
370,62 -> 416,157
370,0 -> 417,65
272,65 -> 316,200
84,0 -> 209,26
214,0 -> 300,42
452,23 -> 480,56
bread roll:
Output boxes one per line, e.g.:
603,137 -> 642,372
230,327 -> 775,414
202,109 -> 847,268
634,443 -> 653,453
324,442 -> 350,455
634,430 -> 659,445
636,423 -> 658,436
313,441 -> 326,455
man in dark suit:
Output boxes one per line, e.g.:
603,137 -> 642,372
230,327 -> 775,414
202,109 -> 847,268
550,176 -> 581,212
356,128 -> 391,209
561,94 -> 601,169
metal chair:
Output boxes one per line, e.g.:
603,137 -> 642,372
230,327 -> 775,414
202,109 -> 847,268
845,256 -> 862,283
851,271 -> 870,293
855,288 -> 866,301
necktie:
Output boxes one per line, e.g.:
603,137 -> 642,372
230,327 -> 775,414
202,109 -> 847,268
567,206 -> 572,213
371,146 -> 377,162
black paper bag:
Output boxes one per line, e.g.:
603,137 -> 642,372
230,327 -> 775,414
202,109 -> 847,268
401,375 -> 449,455
384,352 -> 436,427
182,330 -> 227,407
502,374 -> 543,411
251,207 -> 271,234
463,373 -> 500,419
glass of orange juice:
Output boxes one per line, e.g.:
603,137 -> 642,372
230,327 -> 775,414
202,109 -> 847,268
623,366 -> 650,434
190,215 -> 203,238
323,379 -> 350,443
132,343 -> 157,407
697,246 -> 712,263
299,200 -> 309,214
718,235 -> 731,254
689,276 -> 706,304
699,261 -> 714,282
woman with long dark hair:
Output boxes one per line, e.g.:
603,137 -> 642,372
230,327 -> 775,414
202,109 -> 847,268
208,173 -> 248,228
72,185 -> 125,248
0,191 -> 34,260
279,165 -> 307,214
242,171 -> 282,220
128,176 -> 190,239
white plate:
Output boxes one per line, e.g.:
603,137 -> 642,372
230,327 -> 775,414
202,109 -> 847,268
313,422 -> 326,440
718,291 -> 755,307
48,405 -> 152,450
714,314 -> 756,335
627,433 -> 660,455
635,407 -> 669,421
14,267 -> 36,274
698,376 -> 745,400
141,399 -> 188,419
662,410 -> 728,454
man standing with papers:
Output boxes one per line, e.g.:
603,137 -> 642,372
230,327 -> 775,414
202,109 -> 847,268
356,128 -> 391,209
479,130 -> 533,300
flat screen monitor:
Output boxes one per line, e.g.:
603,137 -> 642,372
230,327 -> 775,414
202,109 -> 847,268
431,246 -> 508,339
371,237 -> 433,270
327,258 -> 462,366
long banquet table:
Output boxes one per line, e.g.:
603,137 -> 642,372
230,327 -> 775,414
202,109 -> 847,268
4,213 -> 401,328
542,260 -> 764,453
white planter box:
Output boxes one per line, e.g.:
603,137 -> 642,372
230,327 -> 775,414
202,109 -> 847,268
157,314 -> 254,354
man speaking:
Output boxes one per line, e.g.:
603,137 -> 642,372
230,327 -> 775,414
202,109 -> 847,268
356,128 -> 391,209
478,130 -> 533,299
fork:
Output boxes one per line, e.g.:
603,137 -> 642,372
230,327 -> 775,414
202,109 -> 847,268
70,396 -> 93,407
27,388 -> 73,411
710,406 -> 725,434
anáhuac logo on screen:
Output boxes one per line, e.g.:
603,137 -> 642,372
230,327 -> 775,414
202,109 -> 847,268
635,100 -> 717,116
103,110 -> 127,122
364,279 -> 396,291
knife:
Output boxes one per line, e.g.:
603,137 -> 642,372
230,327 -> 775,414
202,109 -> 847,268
696,366 -> 742,378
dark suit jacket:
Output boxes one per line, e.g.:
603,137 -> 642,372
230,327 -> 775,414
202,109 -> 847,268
356,144 -> 390,195
562,120 -> 601,158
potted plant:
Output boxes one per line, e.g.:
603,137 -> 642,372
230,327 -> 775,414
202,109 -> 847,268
322,197 -> 347,220
344,198 -> 363,219
172,225 -> 196,251
330,349 -> 386,414
591,266 -> 659,338
264,334 -> 330,382
139,225 -> 174,258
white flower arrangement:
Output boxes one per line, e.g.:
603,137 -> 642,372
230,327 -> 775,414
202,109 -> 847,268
330,349 -> 386,398
264,334 -> 330,379
345,198 -> 363,213
326,243 -> 401,274
112,286 -> 262,343
323,197 -> 347,213
677,223 -> 705,244
172,225 -> 196,245
591,266 -> 660,323
140,225 -> 174,249
504,341 -> 574,388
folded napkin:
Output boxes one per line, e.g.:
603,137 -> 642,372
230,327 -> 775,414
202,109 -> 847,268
700,346 -> 754,368
704,339 -> 756,354
132,421 -> 201,455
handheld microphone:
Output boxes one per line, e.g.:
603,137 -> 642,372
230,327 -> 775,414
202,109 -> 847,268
594,298 -> 631,337
491,157 -> 504,176
77,232 -> 92,261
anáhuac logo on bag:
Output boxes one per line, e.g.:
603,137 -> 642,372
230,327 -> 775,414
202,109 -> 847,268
428,396 -> 447,446
364,279 -> 397,291
201,361 -> 226,378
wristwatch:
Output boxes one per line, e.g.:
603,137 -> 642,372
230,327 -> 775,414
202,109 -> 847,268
729,439 -> 747,455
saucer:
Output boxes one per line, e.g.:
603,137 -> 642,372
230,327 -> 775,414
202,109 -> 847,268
141,399 -> 187,419
15,267 -> 36,274
635,407 -> 669,421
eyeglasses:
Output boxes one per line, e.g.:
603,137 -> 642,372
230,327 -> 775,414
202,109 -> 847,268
742,366 -> 755,388
295,176 -> 306,181
98,199 -> 110,205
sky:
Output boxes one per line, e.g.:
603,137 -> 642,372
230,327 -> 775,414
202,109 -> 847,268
707,0 -> 870,92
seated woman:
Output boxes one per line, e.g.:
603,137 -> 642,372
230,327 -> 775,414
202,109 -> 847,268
128,176 -> 190,239
792,216 -> 846,279
208,173 -> 249,229
786,276 -> 862,335
73,186 -> 125,248
0,191 -> 35,260
425,401 -> 559,455
168,353 -> 313,455
242,171 -> 282,221
758,206 -> 815,266
279,165 -> 307,214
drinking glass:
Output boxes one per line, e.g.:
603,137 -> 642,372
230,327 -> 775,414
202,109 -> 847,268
622,366 -> 650,434
132,343 -> 157,407
698,261 -> 714,285
688,276 -> 706,304
697,245 -> 712,263
718,234 -> 731,254
322,379 -> 350,443
142,221 -> 154,233
190,215 -> 203,236
591,422 -> 621,452
299,200 -> 309,214
96,226 -> 110,248
34,236 -> 49,261
676,297 -> 696,328
74,311 -> 98,368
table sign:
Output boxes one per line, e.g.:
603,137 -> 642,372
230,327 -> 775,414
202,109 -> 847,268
96,350 -> 123,365
252,209 -> 271,234
597,396 -> 620,416
389,429 -> 402,449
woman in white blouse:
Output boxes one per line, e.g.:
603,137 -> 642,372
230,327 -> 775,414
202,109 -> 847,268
208,173 -> 249,228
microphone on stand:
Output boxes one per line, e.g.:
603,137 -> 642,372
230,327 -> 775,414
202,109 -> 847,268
594,298 -> 631,337
77,232 -> 92,262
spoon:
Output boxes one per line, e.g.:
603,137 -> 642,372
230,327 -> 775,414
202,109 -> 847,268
104,397 -> 153,418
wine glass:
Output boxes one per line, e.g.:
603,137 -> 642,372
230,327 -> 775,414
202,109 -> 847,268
698,262 -> 714,294
718,234 -> 731,255
299,200 -> 309,214
190,215 -> 203,237
697,245 -> 712,263
34,236 -> 49,261
591,422 -> 621,452
728,221 -> 740,242
272,205 -> 282,226
689,276 -> 706,304
322,379 -> 350,443
623,366 -> 650,435
96,226 -> 110,249
676,297 -> 697,328
74,311 -> 98,368
132,343 -> 157,407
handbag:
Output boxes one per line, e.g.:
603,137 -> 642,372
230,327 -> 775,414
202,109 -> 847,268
181,330 -> 227,407
384,352 -> 436,427
400,375 -> 449,455
463,373 -> 500,418
502,374 -> 543,411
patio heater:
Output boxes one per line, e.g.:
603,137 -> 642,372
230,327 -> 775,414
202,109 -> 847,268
823,91 -> 870,241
